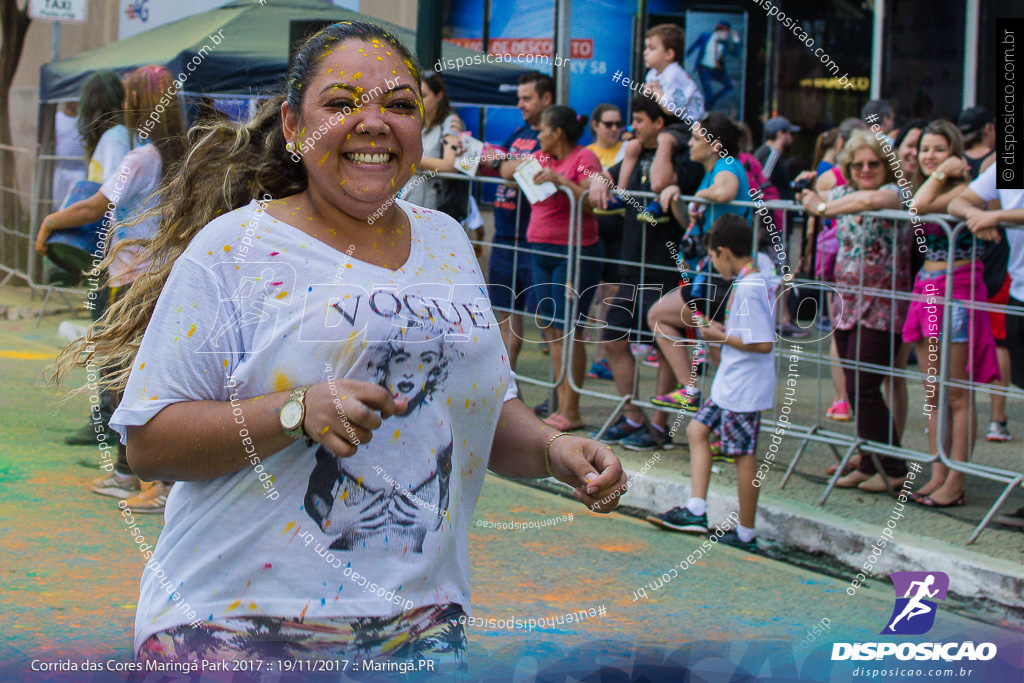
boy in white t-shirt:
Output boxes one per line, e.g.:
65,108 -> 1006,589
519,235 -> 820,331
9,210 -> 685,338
647,215 -> 776,551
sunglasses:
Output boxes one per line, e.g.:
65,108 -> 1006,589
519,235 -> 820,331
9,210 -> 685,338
851,160 -> 882,171
599,120 -> 624,128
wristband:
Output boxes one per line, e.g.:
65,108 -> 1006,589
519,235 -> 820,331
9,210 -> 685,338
544,432 -> 570,478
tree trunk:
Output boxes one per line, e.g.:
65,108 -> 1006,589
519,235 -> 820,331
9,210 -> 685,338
0,0 -> 31,260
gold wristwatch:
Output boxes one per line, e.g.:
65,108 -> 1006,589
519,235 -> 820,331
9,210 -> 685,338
933,171 -> 947,183
815,201 -> 828,217
280,385 -> 313,446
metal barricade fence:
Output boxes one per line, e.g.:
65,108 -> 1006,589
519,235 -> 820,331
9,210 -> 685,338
560,188 -> 1023,545
11,159 -> 1023,545
0,144 -> 91,320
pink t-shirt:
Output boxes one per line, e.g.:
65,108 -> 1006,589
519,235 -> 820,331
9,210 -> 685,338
526,146 -> 601,247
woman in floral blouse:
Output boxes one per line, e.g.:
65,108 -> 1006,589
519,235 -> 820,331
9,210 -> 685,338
799,129 -> 913,492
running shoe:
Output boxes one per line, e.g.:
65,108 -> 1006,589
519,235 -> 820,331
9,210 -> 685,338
123,481 -> 171,514
590,416 -> 643,444
65,423 -> 114,446
987,420 -> 1013,442
631,343 -> 653,358
621,427 -> 675,451
588,358 -> 614,380
996,506 -> 1024,528
645,506 -> 708,534
642,349 -> 660,367
651,388 -> 701,412
719,529 -> 758,552
643,200 -> 671,224
826,399 -> 851,422
89,471 -> 141,499
779,321 -> 810,339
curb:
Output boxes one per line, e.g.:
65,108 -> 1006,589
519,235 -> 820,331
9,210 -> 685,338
520,468 -> 1024,619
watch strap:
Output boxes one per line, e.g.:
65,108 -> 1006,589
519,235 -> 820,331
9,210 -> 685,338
282,385 -> 312,444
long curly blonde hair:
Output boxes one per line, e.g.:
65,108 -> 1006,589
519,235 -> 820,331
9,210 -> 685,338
51,22 -> 420,394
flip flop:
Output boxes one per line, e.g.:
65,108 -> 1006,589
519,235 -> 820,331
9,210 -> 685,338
543,414 -> 584,432
912,493 -> 966,508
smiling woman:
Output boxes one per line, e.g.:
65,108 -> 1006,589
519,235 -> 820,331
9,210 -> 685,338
50,20 -> 626,672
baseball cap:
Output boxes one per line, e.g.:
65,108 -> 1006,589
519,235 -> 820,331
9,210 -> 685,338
958,107 -> 993,136
764,116 -> 800,139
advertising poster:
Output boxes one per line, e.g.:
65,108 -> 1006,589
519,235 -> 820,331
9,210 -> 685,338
684,9 -> 748,120
445,0 -> 637,148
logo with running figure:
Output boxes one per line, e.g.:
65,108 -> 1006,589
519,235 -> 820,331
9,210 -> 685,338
881,571 -> 949,635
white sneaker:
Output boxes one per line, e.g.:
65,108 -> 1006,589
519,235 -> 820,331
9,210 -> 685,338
89,471 -> 141,499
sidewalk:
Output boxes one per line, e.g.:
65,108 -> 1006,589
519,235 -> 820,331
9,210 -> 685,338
515,336 -> 1024,629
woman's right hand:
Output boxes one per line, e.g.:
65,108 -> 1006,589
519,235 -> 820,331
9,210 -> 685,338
589,174 -> 611,209
303,380 -> 408,457
660,184 -> 681,211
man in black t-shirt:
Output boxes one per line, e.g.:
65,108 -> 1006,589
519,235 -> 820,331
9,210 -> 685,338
586,96 -> 704,450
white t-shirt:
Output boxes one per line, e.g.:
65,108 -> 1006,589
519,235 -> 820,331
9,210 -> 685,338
100,144 -> 163,287
710,270 -> 777,412
968,163 -> 1024,301
109,199 -> 515,655
646,62 -> 705,123
88,124 -> 131,184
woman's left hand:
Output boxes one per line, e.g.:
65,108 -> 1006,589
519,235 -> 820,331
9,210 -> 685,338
547,435 -> 627,513
966,211 -> 1003,241
938,156 -> 967,179
532,168 -> 563,186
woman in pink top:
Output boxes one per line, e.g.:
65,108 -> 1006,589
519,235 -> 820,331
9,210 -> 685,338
514,105 -> 601,432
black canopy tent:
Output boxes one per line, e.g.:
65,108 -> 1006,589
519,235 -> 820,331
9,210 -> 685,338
32,0 -> 529,229
39,0 -> 527,107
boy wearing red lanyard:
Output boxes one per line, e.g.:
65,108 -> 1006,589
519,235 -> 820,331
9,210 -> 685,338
647,215 -> 776,551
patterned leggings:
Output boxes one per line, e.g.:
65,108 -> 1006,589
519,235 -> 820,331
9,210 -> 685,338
138,603 -> 467,679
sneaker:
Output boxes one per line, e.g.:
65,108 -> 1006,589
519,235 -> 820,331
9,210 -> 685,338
631,343 -> 653,357
827,399 -> 851,422
987,420 -> 1012,442
123,481 -> 171,514
651,388 -> 701,412
591,416 -> 643,443
642,349 -> 660,367
65,423 -> 114,446
89,471 -> 141,499
996,506 -> 1024,528
621,427 -> 675,451
588,358 -> 614,380
719,529 -> 758,552
646,506 -> 708,533
779,321 -> 810,339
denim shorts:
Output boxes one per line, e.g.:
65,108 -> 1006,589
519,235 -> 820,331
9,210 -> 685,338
530,241 -> 603,331
916,269 -> 971,343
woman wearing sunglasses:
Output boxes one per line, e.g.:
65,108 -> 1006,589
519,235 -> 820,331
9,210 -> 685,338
586,104 -> 627,380
586,104 -> 626,169
799,129 -> 913,493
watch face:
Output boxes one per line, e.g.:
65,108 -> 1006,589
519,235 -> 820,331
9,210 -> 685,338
280,401 -> 303,430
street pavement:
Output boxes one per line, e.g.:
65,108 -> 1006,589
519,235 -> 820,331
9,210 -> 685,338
1,283 -> 1022,682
